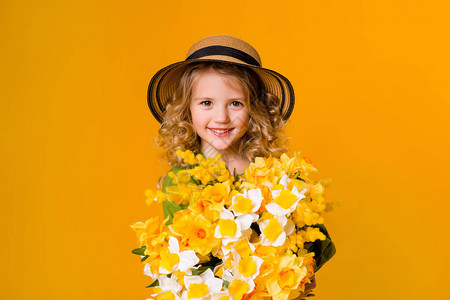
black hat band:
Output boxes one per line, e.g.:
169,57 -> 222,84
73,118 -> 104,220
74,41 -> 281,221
186,46 -> 261,67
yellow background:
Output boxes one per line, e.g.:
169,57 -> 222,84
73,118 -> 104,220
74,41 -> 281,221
1,0 -> 449,299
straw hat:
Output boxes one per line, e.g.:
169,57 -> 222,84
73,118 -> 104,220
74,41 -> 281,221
147,35 -> 295,123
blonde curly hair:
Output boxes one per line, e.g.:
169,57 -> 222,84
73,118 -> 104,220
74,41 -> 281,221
157,61 -> 287,166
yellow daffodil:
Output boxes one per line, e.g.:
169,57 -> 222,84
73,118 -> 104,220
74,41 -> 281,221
265,255 -> 310,300
145,189 -> 168,205
189,199 -> 219,222
176,149 -> 198,165
279,153 -> 302,174
200,182 -> 231,212
253,244 -> 278,259
232,237 -> 256,258
242,157 -> 271,187
187,214 -> 221,256
166,183 -> 198,205
301,226 -> 326,243
225,277 -> 255,300
130,215 -> 168,248
168,210 -> 220,256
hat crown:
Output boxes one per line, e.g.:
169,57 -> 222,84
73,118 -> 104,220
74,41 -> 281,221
185,35 -> 262,67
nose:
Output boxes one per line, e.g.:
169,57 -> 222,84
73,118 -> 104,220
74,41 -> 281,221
214,106 -> 230,124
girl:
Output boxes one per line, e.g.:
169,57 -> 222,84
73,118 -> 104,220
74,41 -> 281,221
146,35 -> 334,298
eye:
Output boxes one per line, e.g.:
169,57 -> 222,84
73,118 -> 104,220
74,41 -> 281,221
200,100 -> 213,106
230,101 -> 244,107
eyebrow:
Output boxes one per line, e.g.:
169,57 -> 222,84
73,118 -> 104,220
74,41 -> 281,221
192,97 -> 213,101
192,97 -> 245,101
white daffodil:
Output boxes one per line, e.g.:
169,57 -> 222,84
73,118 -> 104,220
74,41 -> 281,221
159,236 -> 200,274
159,275 -> 183,294
222,270 -> 255,299
258,215 -> 289,246
266,184 -> 307,217
279,174 -> 290,188
233,255 -> 264,280
146,275 -> 182,300
182,268 -> 223,299
215,209 -> 252,246
231,188 -> 263,222
144,263 -> 158,281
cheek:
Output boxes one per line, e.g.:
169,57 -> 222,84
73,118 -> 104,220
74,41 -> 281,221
190,107 -> 203,126
240,112 -> 250,128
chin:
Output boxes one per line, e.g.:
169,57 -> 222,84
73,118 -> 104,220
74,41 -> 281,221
205,142 -> 235,153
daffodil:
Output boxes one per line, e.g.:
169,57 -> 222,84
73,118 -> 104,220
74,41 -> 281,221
242,157 -> 271,187
258,215 -> 294,247
200,182 -> 231,212
234,255 -> 264,279
148,275 -> 183,300
186,214 -> 221,256
176,149 -> 198,165
231,237 -> 256,258
301,226 -> 326,243
231,188 -> 263,222
265,254 -> 311,300
266,183 -> 307,217
183,269 -> 223,299
143,263 -> 157,282
222,270 -> 255,300
215,209 -> 252,246
159,237 -> 199,274
166,183 -> 198,205
145,189 -> 168,205
227,279 -> 252,300
279,153 -> 302,174
130,215 -> 168,249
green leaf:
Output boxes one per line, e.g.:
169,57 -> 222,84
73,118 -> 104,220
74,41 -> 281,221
191,266 -> 210,275
223,280 -> 229,289
308,224 -> 336,272
131,246 -> 146,255
141,255 -> 149,262
201,256 -> 222,267
162,200 -> 183,225
146,280 -> 159,288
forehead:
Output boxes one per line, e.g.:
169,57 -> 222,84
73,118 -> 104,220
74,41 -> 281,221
191,68 -> 246,95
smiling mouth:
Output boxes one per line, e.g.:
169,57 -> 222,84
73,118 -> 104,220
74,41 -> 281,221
209,128 -> 234,136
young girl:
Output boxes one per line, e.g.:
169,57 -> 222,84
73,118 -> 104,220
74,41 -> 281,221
146,35 -> 334,298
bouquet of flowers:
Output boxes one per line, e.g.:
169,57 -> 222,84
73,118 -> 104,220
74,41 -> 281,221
131,151 -> 335,300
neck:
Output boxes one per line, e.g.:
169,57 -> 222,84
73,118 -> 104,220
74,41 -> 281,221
201,145 -> 249,174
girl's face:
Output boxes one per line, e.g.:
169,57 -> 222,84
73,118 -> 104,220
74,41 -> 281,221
190,69 -> 249,157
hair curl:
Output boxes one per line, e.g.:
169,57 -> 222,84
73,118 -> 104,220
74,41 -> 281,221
157,61 -> 287,166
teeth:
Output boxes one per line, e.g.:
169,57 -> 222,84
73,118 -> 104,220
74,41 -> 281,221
211,129 -> 231,133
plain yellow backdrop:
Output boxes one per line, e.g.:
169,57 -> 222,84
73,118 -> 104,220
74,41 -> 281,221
1,0 -> 449,299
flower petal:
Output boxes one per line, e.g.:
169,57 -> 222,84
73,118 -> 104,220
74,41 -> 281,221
179,250 -> 200,272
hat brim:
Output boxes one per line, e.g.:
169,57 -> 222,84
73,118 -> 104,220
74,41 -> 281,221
147,59 -> 295,123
